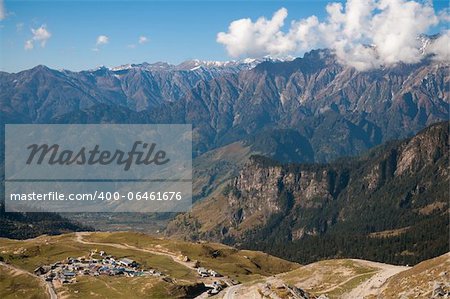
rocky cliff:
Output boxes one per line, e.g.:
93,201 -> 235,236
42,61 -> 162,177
167,121 -> 449,265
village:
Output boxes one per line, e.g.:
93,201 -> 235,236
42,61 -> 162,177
33,248 -> 226,296
34,249 -> 165,284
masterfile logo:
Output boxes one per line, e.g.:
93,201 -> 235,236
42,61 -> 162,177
25,141 -> 170,171
6,124 -> 191,180
4,124 -> 192,213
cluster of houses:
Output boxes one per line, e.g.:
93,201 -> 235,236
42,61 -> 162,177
206,281 -> 224,296
196,267 -> 221,278
32,248 -> 229,297
34,250 -> 164,284
195,267 -> 225,295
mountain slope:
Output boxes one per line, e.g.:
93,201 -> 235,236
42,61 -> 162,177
1,231 -> 447,299
1,50 -> 448,160
380,252 -> 450,298
226,253 -> 450,299
0,203 -> 91,239
0,232 -> 299,298
167,121 -> 449,265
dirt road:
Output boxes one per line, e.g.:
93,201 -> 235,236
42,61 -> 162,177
74,232 -> 196,270
342,259 -> 410,298
76,232 -> 238,299
0,261 -> 57,299
318,270 -> 378,294
222,284 -> 242,299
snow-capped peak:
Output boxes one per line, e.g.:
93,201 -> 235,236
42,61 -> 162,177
177,56 -> 296,71
106,56 -> 298,74
417,34 -> 440,55
110,64 -> 133,71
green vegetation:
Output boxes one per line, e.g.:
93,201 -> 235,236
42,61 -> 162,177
0,264 -> 48,299
226,122 -> 450,266
281,259 -> 376,296
58,276 -> 197,299
0,231 -> 299,298
325,272 -> 375,298
245,128 -> 315,163
381,253 -> 450,298
242,213 -> 448,266
224,258 -> 384,299
85,232 -> 299,282
0,234 -> 194,280
0,201 -> 91,240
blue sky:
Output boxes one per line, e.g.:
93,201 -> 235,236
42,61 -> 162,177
0,0 -> 448,72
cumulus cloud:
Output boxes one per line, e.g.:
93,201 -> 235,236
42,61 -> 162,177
217,0 -> 449,70
127,36 -> 149,49
217,8 -> 294,57
138,36 -> 149,44
96,35 -> 109,46
92,35 -> 109,51
427,30 -> 450,62
438,8 -> 450,22
24,25 -> 51,50
24,39 -> 33,50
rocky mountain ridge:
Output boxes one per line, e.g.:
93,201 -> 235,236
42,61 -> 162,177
1,48 -> 448,160
167,121 -> 449,265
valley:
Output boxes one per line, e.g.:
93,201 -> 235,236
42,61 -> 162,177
0,35 -> 449,299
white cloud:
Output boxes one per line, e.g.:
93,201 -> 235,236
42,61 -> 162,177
92,35 -> 109,51
438,8 -> 450,22
24,39 -> 33,50
96,35 -> 109,46
32,25 -> 51,46
217,0 -> 448,70
217,8 -> 294,57
427,30 -> 450,62
127,36 -> 149,49
0,0 -> 6,21
138,36 -> 148,44
24,25 -> 51,50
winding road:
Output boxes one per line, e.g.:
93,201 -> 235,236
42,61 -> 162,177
222,284 -> 242,299
76,232 -> 228,299
74,232 -> 196,270
342,259 -> 410,298
2,233 -> 412,299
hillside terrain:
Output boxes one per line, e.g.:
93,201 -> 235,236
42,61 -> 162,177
0,262 -> 49,299
0,232 -> 299,298
0,232 -> 448,298
0,202 -> 91,240
380,252 -> 450,298
218,253 -> 450,299
167,121 -> 449,266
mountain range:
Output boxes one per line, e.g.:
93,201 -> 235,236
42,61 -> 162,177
0,42 -> 449,266
1,39 -> 448,161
